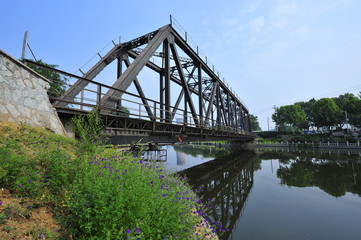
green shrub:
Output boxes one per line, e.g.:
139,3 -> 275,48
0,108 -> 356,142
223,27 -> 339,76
63,151 -> 201,239
71,107 -> 108,151
0,124 -> 214,239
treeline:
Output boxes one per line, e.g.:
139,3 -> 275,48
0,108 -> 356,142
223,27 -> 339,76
272,93 -> 361,131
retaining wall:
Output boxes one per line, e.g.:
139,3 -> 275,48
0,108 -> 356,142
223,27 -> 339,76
0,49 -> 66,136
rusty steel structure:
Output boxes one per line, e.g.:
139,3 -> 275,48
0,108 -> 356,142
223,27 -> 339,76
24,24 -> 253,143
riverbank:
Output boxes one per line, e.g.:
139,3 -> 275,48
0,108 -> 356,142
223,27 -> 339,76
0,123 -> 220,239
248,141 -> 361,150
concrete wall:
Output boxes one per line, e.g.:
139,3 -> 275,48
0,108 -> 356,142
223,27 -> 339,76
0,49 -> 66,136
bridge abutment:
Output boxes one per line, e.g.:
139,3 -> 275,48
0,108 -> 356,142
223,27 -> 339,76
0,50 -> 66,136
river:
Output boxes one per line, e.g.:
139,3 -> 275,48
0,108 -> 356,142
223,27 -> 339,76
154,144 -> 361,240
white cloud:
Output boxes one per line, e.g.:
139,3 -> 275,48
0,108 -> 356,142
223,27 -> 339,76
274,1 -> 298,16
249,16 -> 265,32
271,18 -> 289,28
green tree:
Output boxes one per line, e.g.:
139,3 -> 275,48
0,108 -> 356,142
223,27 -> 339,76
272,105 -> 307,131
333,93 -> 361,128
295,99 -> 316,129
26,59 -> 68,97
311,98 -> 343,130
249,114 -> 261,131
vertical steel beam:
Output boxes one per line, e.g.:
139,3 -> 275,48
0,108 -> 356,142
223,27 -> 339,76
227,92 -> 231,127
234,103 -> 238,130
219,90 -> 228,126
211,104 -> 214,128
184,95 -> 187,124
117,56 -> 123,78
159,73 -> 164,121
247,112 -> 252,132
116,56 -> 123,109
242,111 -> 246,131
216,83 -> 221,127
198,64 -> 203,126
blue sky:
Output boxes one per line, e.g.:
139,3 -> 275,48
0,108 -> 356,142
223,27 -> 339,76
1,0 -> 361,130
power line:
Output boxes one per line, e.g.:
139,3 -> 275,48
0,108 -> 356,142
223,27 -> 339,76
27,43 -> 37,61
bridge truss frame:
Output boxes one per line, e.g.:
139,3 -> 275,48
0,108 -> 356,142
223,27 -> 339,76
24,24 -> 253,142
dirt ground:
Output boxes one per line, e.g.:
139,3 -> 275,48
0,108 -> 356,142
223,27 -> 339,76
0,188 -> 61,240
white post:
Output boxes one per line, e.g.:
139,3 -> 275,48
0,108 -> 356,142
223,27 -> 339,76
21,31 -> 29,60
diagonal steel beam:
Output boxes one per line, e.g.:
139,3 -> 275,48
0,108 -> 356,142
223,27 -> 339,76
164,39 -> 171,122
219,89 -> 228,126
101,25 -> 171,106
54,44 -> 123,107
169,43 -> 199,125
170,66 -> 195,121
124,58 -> 155,121
170,89 -> 184,121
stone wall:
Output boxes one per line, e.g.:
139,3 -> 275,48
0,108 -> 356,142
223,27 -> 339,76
0,49 -> 66,136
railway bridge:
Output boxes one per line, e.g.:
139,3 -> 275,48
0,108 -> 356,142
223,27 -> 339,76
23,23 -> 254,144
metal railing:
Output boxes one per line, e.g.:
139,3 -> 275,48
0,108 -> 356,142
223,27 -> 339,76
28,59 -> 247,135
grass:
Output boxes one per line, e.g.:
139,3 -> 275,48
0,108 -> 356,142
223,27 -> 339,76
0,123 -> 220,239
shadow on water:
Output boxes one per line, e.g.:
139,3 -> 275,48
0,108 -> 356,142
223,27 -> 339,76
179,149 -> 258,240
175,146 -> 361,240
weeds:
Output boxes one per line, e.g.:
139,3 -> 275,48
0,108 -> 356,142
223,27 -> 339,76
71,107 -> 108,151
0,123 -> 219,239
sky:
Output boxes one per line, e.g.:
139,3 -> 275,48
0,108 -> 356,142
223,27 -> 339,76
1,0 -> 361,130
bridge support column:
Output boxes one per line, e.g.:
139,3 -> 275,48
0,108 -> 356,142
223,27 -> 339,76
116,56 -> 123,109
198,64 -> 203,127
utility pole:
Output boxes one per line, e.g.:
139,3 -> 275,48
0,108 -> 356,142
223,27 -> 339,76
273,105 -> 277,131
21,31 -> 29,60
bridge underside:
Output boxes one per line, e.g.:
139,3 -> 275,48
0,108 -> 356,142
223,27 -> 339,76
57,109 -> 254,144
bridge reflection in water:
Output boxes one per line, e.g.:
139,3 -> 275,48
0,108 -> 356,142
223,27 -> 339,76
179,150 -> 257,240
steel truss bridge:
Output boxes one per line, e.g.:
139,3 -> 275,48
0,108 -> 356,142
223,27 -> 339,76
179,150 -> 257,239
24,24 -> 254,144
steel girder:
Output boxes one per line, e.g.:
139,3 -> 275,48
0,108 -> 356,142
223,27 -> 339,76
53,24 -> 251,133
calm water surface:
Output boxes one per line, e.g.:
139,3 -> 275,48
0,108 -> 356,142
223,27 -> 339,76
160,145 -> 361,240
